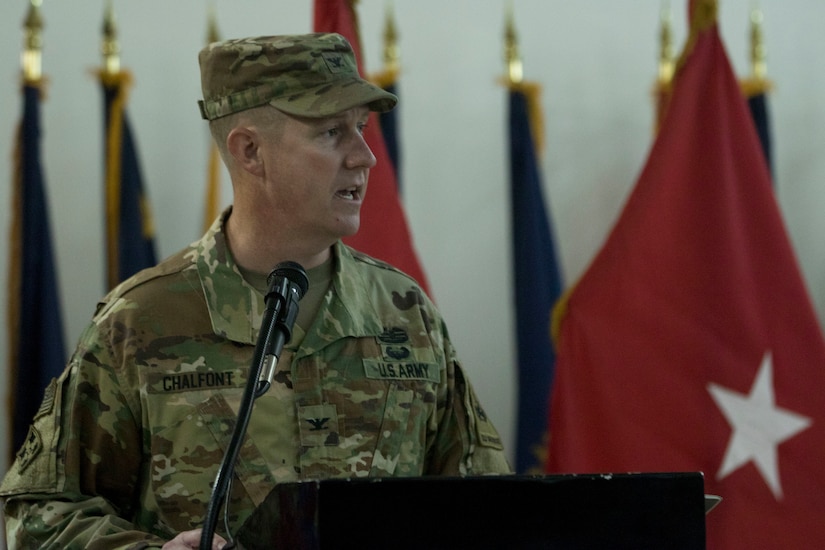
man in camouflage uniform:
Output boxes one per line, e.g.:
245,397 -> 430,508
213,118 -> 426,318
0,33 -> 511,549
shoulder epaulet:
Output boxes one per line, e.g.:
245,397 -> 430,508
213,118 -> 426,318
92,247 -> 194,318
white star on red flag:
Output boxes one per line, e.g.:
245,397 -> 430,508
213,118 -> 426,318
708,350 -> 812,499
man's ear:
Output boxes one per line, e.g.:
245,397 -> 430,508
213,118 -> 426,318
227,126 -> 265,177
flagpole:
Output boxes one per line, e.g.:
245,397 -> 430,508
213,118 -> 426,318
372,1 -> 403,191
368,3 -> 400,92
657,1 -> 675,85
653,1 -> 674,132
381,1 -> 399,79
21,0 -> 43,84
101,0 -> 120,76
502,4 -> 544,157
749,4 -> 767,82
740,3 -> 774,176
740,4 -> 772,96
203,3 -> 222,233
101,0 -> 123,290
503,1 -> 523,86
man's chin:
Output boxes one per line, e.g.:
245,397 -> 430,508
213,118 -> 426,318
336,219 -> 361,240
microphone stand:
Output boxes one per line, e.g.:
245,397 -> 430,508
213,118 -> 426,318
200,262 -> 308,550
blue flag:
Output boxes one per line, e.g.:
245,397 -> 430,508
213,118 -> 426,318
378,81 -> 401,192
101,73 -> 157,289
8,84 -> 67,453
508,85 -> 563,473
747,92 -> 773,178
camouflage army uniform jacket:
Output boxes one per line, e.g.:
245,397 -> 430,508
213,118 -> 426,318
1,212 -> 511,549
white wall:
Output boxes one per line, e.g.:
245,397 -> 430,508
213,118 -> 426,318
1,1 -> 823,477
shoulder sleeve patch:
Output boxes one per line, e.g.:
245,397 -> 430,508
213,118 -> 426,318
15,426 -> 43,473
468,385 -> 504,450
0,377 -> 65,496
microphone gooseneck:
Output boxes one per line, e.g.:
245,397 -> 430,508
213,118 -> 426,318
200,261 -> 308,550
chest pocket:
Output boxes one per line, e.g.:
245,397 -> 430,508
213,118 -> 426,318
294,342 -> 441,479
148,391 -> 274,532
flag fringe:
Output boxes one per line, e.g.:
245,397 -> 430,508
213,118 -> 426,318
6,107 -> 26,465
651,80 -> 672,134
370,67 -> 398,90
203,142 -> 222,233
549,285 -> 574,350
98,70 -> 132,289
502,78 -> 545,159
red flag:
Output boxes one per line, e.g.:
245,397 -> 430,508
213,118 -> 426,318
313,0 -> 430,295
546,1 -> 825,548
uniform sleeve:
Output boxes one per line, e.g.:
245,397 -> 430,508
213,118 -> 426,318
426,319 -> 512,476
0,321 -> 168,550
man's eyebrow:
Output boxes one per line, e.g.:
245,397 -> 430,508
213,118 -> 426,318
310,113 -> 346,124
310,110 -> 369,126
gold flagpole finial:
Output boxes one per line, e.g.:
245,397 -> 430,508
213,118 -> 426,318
749,3 -> 767,81
101,0 -> 120,75
206,2 -> 221,45
504,1 -> 523,84
22,0 -> 44,82
690,0 -> 718,31
382,0 -> 400,74
657,1 -> 675,86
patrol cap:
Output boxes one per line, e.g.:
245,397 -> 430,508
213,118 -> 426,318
197,32 -> 397,120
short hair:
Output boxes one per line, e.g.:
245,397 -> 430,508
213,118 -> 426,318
209,105 -> 287,166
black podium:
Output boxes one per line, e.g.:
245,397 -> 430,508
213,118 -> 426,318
236,472 -> 707,549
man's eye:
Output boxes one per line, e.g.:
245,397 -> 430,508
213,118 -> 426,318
357,122 -> 368,135
325,127 -> 340,137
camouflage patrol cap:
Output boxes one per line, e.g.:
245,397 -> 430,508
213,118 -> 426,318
198,33 -> 397,120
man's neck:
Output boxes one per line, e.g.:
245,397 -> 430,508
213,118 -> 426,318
224,209 -> 333,274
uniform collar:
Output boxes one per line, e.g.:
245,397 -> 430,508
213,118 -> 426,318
195,209 -> 384,346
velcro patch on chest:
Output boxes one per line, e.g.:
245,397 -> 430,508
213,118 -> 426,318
145,370 -> 243,394
298,403 -> 340,447
363,359 -> 440,382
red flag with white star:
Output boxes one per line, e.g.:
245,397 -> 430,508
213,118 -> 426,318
546,1 -> 825,548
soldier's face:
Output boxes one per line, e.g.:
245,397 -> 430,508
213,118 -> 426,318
261,106 -> 376,244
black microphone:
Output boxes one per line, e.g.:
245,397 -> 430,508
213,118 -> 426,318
200,261 -> 307,550
256,261 -> 309,395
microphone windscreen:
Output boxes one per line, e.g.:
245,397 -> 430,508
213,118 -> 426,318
267,261 -> 309,298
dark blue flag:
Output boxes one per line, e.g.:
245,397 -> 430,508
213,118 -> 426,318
379,81 -> 401,192
8,84 -> 67,453
508,85 -> 563,473
747,92 -> 773,178
742,5 -> 774,181
101,74 -> 157,289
